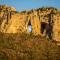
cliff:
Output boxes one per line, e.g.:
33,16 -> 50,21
0,5 -> 60,42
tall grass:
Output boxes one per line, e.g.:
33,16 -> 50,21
0,33 -> 60,60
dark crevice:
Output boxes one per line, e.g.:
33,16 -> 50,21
41,22 -> 47,34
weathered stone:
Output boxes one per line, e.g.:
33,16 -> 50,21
0,5 -> 60,42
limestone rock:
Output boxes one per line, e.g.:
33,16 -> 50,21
0,5 -> 60,42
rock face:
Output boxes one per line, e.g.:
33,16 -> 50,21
0,5 -> 60,41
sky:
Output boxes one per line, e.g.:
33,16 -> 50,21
0,0 -> 60,12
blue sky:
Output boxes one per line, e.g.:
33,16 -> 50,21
0,0 -> 60,11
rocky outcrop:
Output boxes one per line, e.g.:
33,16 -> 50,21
0,5 -> 60,41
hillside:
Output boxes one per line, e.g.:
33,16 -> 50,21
0,33 -> 60,60
0,5 -> 60,60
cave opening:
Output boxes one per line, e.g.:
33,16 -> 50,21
41,22 -> 47,34
27,20 -> 32,33
41,22 -> 52,39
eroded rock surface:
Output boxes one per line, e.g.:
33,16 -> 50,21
0,5 -> 60,41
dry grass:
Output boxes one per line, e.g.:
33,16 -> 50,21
0,33 -> 60,60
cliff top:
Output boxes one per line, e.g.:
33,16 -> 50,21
0,5 -> 60,15
0,5 -> 16,12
